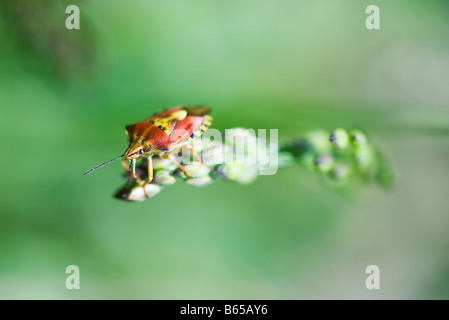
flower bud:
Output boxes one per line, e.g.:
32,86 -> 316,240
314,154 -> 334,172
354,146 -> 375,171
186,175 -> 213,187
350,130 -> 368,149
216,163 -> 245,181
330,128 -> 349,150
236,166 -> 259,184
304,130 -> 332,155
330,163 -> 350,180
114,181 -> 163,202
201,142 -> 228,166
178,162 -> 211,178
152,170 -> 176,186
152,157 -> 178,171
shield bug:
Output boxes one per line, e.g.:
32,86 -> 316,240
83,106 -> 212,197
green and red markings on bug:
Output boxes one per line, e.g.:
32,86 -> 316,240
83,106 -> 213,197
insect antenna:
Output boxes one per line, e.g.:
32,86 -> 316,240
83,154 -> 124,176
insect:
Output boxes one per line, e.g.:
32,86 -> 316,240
83,106 -> 212,197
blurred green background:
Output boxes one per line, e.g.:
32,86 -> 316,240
1,0 -> 449,299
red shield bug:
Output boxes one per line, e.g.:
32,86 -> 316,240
83,106 -> 212,197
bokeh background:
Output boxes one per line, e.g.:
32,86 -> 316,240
1,0 -> 449,299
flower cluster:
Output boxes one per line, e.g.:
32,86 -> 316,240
285,128 -> 393,187
115,128 -> 393,201
115,128 -> 265,201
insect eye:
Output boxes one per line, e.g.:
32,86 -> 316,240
139,149 -> 144,154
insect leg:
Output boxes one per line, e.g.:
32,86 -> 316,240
148,156 -> 153,183
121,159 -> 131,172
141,156 -> 153,198
186,144 -> 203,164
131,158 -> 136,178
122,159 -> 141,182
165,154 -> 191,177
